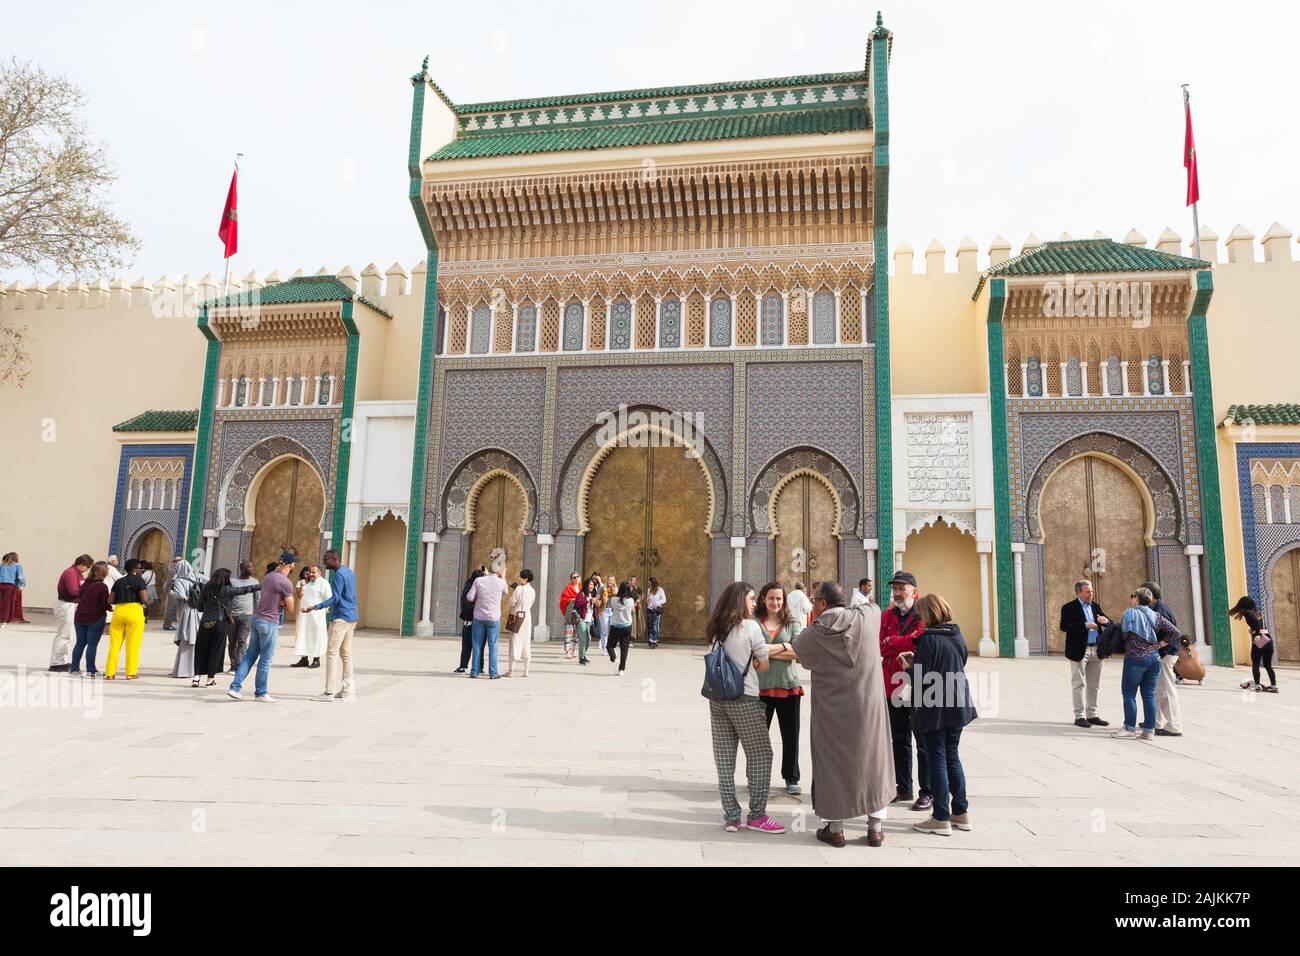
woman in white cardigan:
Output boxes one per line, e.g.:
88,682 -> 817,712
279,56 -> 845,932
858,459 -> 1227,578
506,569 -> 536,677
292,566 -> 332,667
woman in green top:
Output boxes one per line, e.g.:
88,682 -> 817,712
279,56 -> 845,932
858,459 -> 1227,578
756,582 -> 803,796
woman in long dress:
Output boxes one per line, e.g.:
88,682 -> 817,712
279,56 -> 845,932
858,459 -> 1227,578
506,569 -> 535,677
169,559 -> 205,678
292,566 -> 332,667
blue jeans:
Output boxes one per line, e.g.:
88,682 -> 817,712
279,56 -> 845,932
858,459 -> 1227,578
470,618 -> 500,677
71,620 -> 105,673
647,608 -> 662,644
921,727 -> 968,821
1121,654 -> 1161,731
232,617 -> 278,697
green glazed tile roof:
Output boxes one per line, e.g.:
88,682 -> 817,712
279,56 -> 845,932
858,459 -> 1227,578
974,239 -> 1212,299
428,70 -> 871,162
428,107 -> 868,161
204,275 -> 391,318
113,409 -> 199,433
1221,404 -> 1300,427
454,71 -> 867,114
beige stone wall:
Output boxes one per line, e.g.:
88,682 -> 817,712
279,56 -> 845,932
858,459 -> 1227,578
902,521 -> 986,652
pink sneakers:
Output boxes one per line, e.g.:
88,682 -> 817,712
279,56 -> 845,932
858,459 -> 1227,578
745,814 -> 786,834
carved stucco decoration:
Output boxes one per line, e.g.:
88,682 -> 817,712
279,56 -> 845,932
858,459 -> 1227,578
218,435 -> 328,531
359,504 -> 409,528
1024,432 -> 1182,544
750,447 -> 860,537
906,510 -> 976,538
442,448 -> 538,533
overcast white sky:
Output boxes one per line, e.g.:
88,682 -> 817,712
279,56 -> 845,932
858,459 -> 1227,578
5,0 -> 1297,283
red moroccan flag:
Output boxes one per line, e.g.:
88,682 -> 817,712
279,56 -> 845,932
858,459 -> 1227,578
218,169 -> 238,258
1183,100 -> 1200,206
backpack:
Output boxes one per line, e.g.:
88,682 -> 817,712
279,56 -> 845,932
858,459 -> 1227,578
700,636 -> 752,701
186,580 -> 205,611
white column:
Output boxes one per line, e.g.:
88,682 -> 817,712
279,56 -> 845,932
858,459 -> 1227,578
312,375 -> 322,406
255,377 -> 265,406
1081,361 -> 1089,397
202,530 -> 218,576
731,536 -> 745,581
1141,360 -> 1151,396
703,293 -> 712,346
416,532 -> 438,637
729,293 -> 738,346
510,302 -> 520,353
1265,492 -> 1274,525
1019,362 -> 1028,397
1011,543 -> 1028,658
270,377 -> 280,406
346,532 -> 361,578
1120,361 -> 1130,397
894,551 -> 904,571
216,379 -> 227,408
582,298 -> 591,351
863,538 -> 878,592
833,288 -> 842,344
1185,545 -> 1209,655
534,534 -> 553,641
978,544 -> 996,657
1058,362 -> 1067,397
780,290 -> 790,346
1002,363 -> 1009,396
652,295 -> 662,350
1160,359 -> 1170,395
1183,360 -> 1192,396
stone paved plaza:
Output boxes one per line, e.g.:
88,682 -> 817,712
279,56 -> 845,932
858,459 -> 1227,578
0,616 -> 1297,867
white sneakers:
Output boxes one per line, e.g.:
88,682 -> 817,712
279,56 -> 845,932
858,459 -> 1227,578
227,689 -> 241,700
1112,728 -> 1155,740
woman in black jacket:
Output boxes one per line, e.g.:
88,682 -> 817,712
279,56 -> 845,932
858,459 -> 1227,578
194,569 -> 261,687
907,593 -> 978,837
1229,596 -> 1278,693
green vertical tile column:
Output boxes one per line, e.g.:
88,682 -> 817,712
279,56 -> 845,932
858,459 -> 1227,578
185,306 -> 219,558
331,301 -> 360,554
1187,270 -> 1231,664
985,279 -> 1016,656
871,14 -> 894,584
401,58 -> 441,637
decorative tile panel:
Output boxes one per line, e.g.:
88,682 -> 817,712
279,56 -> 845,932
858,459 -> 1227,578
659,298 -> 682,349
563,303 -> 584,351
709,298 -> 732,348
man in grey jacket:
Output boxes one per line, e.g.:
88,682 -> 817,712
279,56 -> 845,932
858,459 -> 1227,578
226,560 -> 261,673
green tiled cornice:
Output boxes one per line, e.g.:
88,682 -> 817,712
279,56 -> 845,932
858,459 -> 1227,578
972,239 -> 1212,300
429,106 -> 868,161
113,409 -> 199,433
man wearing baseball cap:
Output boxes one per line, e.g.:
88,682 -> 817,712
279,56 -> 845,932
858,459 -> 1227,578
228,551 -> 296,702
880,570 -> 933,811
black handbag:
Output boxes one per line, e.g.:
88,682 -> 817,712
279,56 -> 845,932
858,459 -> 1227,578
1095,621 -> 1125,659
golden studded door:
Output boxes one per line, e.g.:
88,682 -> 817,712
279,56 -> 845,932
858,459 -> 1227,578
249,457 -> 326,617
584,444 -> 711,642
467,474 -> 527,619
1040,455 -> 1148,652
1269,550 -> 1300,662
135,528 -> 172,618
772,473 -> 839,595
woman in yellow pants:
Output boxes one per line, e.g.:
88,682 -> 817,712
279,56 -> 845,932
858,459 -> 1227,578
106,559 -> 149,679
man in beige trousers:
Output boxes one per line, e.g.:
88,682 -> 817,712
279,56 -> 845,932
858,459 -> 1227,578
303,549 -> 358,701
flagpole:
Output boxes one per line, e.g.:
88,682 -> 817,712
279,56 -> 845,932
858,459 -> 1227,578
222,153 -> 242,297
1182,85 -> 1202,260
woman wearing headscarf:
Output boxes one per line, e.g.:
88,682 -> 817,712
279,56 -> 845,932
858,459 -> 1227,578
168,558 -> 206,679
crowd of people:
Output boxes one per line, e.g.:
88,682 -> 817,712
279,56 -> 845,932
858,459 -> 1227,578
4,540 -> 1288,847
15,548 -> 359,702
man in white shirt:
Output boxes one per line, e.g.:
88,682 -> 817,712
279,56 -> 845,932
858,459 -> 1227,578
849,577 -> 877,610
786,582 -> 812,628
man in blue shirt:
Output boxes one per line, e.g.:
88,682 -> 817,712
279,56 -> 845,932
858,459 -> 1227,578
303,549 -> 358,701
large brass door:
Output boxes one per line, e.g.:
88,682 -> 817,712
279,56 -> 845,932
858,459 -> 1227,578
1040,455 -> 1148,652
772,473 -> 839,595
467,475 -> 527,619
135,528 -> 172,618
1269,550 -> 1300,662
249,458 -> 325,611
584,444 -> 711,642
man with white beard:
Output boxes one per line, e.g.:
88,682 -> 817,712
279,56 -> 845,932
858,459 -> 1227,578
879,570 -> 932,812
